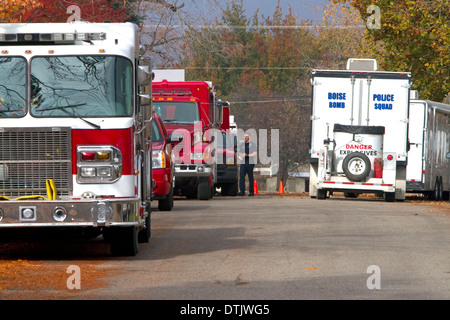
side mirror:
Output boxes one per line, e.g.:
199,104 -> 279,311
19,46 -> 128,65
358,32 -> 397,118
446,152 -> 450,159
138,65 -> 151,86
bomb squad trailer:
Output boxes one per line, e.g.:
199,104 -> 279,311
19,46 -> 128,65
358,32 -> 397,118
309,59 -> 412,201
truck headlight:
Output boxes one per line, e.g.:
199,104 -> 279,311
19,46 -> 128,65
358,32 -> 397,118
152,150 -> 166,169
77,146 -> 122,183
226,156 -> 235,165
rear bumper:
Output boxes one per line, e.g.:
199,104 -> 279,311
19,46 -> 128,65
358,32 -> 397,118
317,179 -> 395,193
0,197 -> 144,228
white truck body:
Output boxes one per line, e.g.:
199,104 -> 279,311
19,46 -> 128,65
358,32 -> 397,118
153,69 -> 185,82
406,98 -> 450,200
309,61 -> 412,201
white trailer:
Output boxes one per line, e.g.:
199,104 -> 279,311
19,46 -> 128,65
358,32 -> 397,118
406,94 -> 450,200
309,59 -> 412,201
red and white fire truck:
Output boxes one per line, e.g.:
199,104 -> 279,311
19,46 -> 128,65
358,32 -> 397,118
152,80 -> 223,200
0,22 -> 153,256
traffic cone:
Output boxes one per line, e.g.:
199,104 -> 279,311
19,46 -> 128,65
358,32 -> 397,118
253,180 -> 258,194
279,181 -> 285,194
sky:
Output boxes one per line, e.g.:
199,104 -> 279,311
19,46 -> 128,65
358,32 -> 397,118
184,0 -> 331,24
242,0 -> 330,22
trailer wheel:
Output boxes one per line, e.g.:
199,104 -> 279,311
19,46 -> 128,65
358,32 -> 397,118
342,152 -> 371,182
433,177 -> 442,201
385,192 -> 395,202
317,189 -> 327,200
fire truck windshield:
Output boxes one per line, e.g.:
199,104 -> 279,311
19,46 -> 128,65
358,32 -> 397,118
154,101 -> 200,125
0,57 -> 26,117
30,55 -> 133,117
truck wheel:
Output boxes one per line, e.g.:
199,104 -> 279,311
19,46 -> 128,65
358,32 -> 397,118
109,227 -> 139,256
198,181 -> 211,200
138,209 -> 151,243
342,152 -> 371,182
158,185 -> 174,211
229,180 -> 238,196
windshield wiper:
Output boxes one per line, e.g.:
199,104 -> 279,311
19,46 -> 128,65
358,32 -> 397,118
41,103 -> 101,129
78,117 -> 101,129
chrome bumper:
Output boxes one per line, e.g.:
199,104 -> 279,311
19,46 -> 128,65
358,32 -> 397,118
0,197 -> 144,228
174,163 -> 212,178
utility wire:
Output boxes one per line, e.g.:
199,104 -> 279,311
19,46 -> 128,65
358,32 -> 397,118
231,98 -> 310,104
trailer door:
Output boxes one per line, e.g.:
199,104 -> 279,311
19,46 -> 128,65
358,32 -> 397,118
310,74 -> 354,158
407,101 -> 426,183
360,76 -> 410,163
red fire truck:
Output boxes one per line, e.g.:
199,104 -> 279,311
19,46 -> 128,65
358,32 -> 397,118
0,22 -> 153,256
152,80 -> 222,200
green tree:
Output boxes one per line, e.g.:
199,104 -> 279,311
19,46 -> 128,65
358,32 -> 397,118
333,0 -> 449,101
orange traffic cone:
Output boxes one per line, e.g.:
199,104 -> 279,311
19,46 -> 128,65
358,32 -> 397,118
279,181 -> 285,194
253,180 -> 258,194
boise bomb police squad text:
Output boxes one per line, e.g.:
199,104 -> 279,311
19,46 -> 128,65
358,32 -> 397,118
180,304 -> 270,317
327,92 -> 395,110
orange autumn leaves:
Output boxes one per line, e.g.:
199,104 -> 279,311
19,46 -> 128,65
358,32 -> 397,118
0,0 -> 131,23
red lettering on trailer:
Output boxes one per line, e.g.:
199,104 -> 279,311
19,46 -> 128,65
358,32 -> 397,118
345,144 -> 373,150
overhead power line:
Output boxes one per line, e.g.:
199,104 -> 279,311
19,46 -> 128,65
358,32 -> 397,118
231,98 -> 310,104
142,24 -> 366,30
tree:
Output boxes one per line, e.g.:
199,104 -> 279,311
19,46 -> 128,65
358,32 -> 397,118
333,0 -> 449,101
0,0 -> 41,22
179,0 -> 373,188
19,0 -> 132,23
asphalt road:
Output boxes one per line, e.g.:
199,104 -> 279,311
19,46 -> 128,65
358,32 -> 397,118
0,193 -> 449,302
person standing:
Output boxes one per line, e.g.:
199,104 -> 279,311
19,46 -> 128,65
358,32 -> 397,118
238,134 -> 257,196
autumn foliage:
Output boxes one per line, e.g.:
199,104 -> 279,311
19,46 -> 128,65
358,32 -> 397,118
333,0 -> 449,101
0,0 -> 132,23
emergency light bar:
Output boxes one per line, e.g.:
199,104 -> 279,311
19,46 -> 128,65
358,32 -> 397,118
153,88 -> 192,96
0,32 -> 106,42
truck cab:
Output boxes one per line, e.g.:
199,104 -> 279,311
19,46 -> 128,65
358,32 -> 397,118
152,80 -> 221,200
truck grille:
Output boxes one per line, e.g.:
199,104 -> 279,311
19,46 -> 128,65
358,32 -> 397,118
0,127 -> 72,197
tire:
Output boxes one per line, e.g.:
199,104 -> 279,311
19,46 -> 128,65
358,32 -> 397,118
342,152 -> 371,182
109,227 -> 139,256
197,181 -> 211,200
158,184 -> 174,211
138,210 -> 151,243
317,189 -> 326,200
228,180 -> 238,196
433,177 -> 442,201
385,192 -> 395,202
